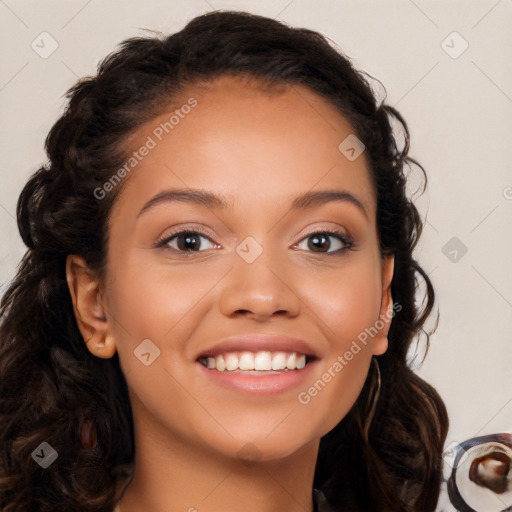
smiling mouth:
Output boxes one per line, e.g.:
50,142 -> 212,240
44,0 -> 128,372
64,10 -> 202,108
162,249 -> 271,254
197,351 -> 314,372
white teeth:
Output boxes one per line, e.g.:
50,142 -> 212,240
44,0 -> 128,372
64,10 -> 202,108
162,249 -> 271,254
202,351 -> 310,372
271,352 -> 287,370
239,352 -> 255,370
215,354 -> 226,372
254,351 -> 272,370
286,352 -> 297,370
225,353 -> 239,371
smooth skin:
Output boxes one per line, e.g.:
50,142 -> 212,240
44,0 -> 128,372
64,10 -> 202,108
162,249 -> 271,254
66,74 -> 394,512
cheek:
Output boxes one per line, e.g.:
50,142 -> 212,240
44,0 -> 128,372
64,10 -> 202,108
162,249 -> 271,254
104,250 -> 204,338
302,258 -> 383,344
101,252 -> 186,379
293,260 -> 382,432
102,253 -> 218,441
103,249 -> 228,387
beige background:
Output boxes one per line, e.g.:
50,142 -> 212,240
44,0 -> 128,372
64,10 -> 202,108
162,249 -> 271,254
1,1 -> 511,510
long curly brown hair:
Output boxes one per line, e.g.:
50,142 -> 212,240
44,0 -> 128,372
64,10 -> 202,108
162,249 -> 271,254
0,10 -> 448,512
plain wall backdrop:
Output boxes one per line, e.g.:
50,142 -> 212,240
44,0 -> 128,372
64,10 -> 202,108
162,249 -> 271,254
1,1 -> 511,510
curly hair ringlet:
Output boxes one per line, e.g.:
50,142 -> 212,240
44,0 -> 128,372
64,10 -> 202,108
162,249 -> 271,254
0,10 -> 449,512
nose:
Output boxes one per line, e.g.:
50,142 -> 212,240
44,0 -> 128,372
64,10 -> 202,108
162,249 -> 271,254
218,251 -> 301,321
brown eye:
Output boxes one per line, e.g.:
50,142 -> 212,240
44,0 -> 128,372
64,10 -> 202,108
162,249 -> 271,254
296,231 -> 353,255
156,230 -> 217,252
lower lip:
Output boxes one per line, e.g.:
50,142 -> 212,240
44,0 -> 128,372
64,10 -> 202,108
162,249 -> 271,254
196,360 -> 318,396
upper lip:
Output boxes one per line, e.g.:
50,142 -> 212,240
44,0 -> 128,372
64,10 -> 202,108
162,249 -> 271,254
195,334 -> 320,360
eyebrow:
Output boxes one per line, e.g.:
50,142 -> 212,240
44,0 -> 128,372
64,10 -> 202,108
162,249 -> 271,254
136,188 -> 368,219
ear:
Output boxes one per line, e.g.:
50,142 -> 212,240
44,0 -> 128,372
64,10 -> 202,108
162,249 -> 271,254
65,254 -> 117,358
372,254 -> 395,356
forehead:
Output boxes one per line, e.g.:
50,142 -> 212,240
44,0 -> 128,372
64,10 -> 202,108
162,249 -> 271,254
111,74 -> 376,220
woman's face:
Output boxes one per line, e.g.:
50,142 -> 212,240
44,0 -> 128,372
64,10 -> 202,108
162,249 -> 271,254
88,75 -> 393,461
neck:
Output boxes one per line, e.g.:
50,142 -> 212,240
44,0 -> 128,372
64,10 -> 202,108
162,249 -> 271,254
116,397 -> 319,512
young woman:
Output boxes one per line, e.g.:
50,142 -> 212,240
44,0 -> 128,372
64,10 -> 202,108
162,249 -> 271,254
0,10 -> 449,512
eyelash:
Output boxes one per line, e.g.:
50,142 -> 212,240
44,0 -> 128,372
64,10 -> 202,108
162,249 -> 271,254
154,227 -> 354,256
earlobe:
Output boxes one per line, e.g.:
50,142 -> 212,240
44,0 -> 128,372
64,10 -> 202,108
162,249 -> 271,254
372,255 -> 395,357
65,255 -> 117,359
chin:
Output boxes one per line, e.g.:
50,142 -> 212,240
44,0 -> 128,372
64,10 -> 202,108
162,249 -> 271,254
209,429 -> 319,465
